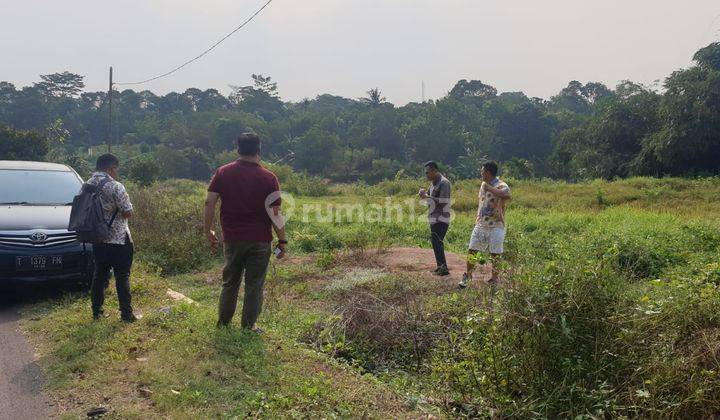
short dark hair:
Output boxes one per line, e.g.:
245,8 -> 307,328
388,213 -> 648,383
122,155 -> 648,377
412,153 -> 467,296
482,160 -> 499,177
424,161 -> 439,171
96,154 -> 119,171
237,133 -> 261,156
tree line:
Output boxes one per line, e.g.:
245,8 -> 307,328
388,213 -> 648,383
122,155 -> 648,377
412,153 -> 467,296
1,43 -> 719,183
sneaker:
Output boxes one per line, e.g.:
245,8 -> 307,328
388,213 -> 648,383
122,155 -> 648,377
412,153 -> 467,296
459,273 -> 471,289
434,265 -> 450,276
242,325 -> 264,334
92,310 -> 105,320
121,313 -> 142,323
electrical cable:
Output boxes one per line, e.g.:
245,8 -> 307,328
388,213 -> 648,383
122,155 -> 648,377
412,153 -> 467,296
115,0 -> 273,86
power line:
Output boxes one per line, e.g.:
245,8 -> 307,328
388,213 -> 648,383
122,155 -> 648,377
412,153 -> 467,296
115,0 -> 274,86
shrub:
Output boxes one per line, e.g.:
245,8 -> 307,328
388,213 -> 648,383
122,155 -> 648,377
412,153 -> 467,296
63,154 -> 93,178
306,273 -> 444,371
0,124 -> 48,161
610,273 -> 720,418
265,163 -> 331,197
361,159 -> 405,184
129,180 -> 218,275
118,175 -> 720,417
594,227 -> 685,280
126,153 -> 160,186
431,259 -> 626,417
504,157 -> 535,179
370,178 -> 422,196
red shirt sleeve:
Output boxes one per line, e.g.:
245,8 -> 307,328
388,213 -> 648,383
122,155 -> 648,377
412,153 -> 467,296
208,169 -> 223,193
269,174 -> 281,207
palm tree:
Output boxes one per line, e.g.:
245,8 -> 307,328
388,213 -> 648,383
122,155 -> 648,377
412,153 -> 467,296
362,88 -> 385,107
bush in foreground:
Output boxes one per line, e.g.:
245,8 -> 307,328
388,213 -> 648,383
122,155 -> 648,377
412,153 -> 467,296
130,180 -> 218,275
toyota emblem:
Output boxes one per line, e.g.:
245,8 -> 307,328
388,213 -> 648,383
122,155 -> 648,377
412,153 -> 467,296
30,232 -> 48,243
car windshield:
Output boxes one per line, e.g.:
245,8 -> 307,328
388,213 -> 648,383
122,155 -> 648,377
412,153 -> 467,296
0,169 -> 82,205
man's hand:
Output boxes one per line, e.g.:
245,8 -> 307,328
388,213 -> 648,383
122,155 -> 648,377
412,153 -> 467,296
204,192 -> 220,251
206,230 -> 219,251
485,184 -> 511,199
275,242 -> 286,259
418,188 -> 428,199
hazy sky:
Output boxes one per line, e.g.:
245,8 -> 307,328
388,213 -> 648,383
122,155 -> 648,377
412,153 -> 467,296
1,0 -> 719,104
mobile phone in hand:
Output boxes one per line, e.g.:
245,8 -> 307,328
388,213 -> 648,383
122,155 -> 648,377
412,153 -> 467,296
274,247 -> 282,258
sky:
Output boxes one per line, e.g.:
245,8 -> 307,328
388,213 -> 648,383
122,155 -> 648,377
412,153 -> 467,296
1,0 -> 719,105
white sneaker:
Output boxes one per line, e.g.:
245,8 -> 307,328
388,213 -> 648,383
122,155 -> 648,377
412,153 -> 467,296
459,273 -> 471,289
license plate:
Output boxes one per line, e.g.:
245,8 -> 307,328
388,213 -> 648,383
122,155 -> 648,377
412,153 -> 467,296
15,255 -> 63,271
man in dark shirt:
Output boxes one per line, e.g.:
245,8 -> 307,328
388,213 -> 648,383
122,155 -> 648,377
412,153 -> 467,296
419,161 -> 452,276
204,133 -> 287,331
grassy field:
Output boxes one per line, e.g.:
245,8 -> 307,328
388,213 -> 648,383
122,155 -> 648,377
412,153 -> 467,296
22,175 -> 720,418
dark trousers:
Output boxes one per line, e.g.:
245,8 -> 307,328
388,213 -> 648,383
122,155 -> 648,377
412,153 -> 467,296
91,238 -> 134,316
430,222 -> 449,268
218,241 -> 272,328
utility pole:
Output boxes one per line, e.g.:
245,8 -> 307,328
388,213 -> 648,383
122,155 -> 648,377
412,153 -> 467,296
421,80 -> 426,103
107,66 -> 113,153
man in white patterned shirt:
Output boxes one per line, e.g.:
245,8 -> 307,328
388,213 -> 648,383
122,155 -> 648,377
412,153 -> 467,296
87,154 -> 139,322
460,161 -> 511,288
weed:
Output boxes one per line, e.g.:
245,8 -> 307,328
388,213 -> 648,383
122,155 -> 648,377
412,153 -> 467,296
22,175 -> 720,418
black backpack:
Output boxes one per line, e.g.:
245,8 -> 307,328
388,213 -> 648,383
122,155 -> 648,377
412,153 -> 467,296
68,178 -> 119,244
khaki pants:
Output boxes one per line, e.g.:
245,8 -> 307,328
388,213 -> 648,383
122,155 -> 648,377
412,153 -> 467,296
218,241 -> 272,328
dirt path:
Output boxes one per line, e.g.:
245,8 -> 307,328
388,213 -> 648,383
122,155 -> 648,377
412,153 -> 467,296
0,295 -> 53,420
318,247 -> 492,287
376,247 -> 468,278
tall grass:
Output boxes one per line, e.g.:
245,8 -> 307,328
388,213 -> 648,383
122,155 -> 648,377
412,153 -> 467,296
300,208 -> 720,416
126,176 -> 720,417
130,180 -> 219,275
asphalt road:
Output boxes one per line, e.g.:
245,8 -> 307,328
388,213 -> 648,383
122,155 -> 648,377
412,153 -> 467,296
0,287 -> 61,420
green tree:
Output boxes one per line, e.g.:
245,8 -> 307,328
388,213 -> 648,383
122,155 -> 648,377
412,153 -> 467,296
693,42 -> 720,71
126,153 -> 161,186
293,126 -> 341,175
549,81 -> 612,114
361,88 -> 386,107
300,94 -> 359,113
363,158 -> 404,184
0,124 -> 49,160
35,72 -> 85,98
347,107 -> 404,160
251,74 -> 278,97
633,46 -> 720,176
153,146 -> 190,179
4,86 -> 51,130
504,157 -> 535,179
449,79 -> 498,105
229,78 -> 285,121
2,53 -> 720,183
64,154 -> 93,178
181,148 -> 213,180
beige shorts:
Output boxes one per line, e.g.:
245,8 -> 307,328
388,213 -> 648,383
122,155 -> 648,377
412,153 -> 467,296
468,225 -> 505,254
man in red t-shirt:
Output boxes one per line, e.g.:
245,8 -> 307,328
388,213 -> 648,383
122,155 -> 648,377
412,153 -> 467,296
204,133 -> 287,331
